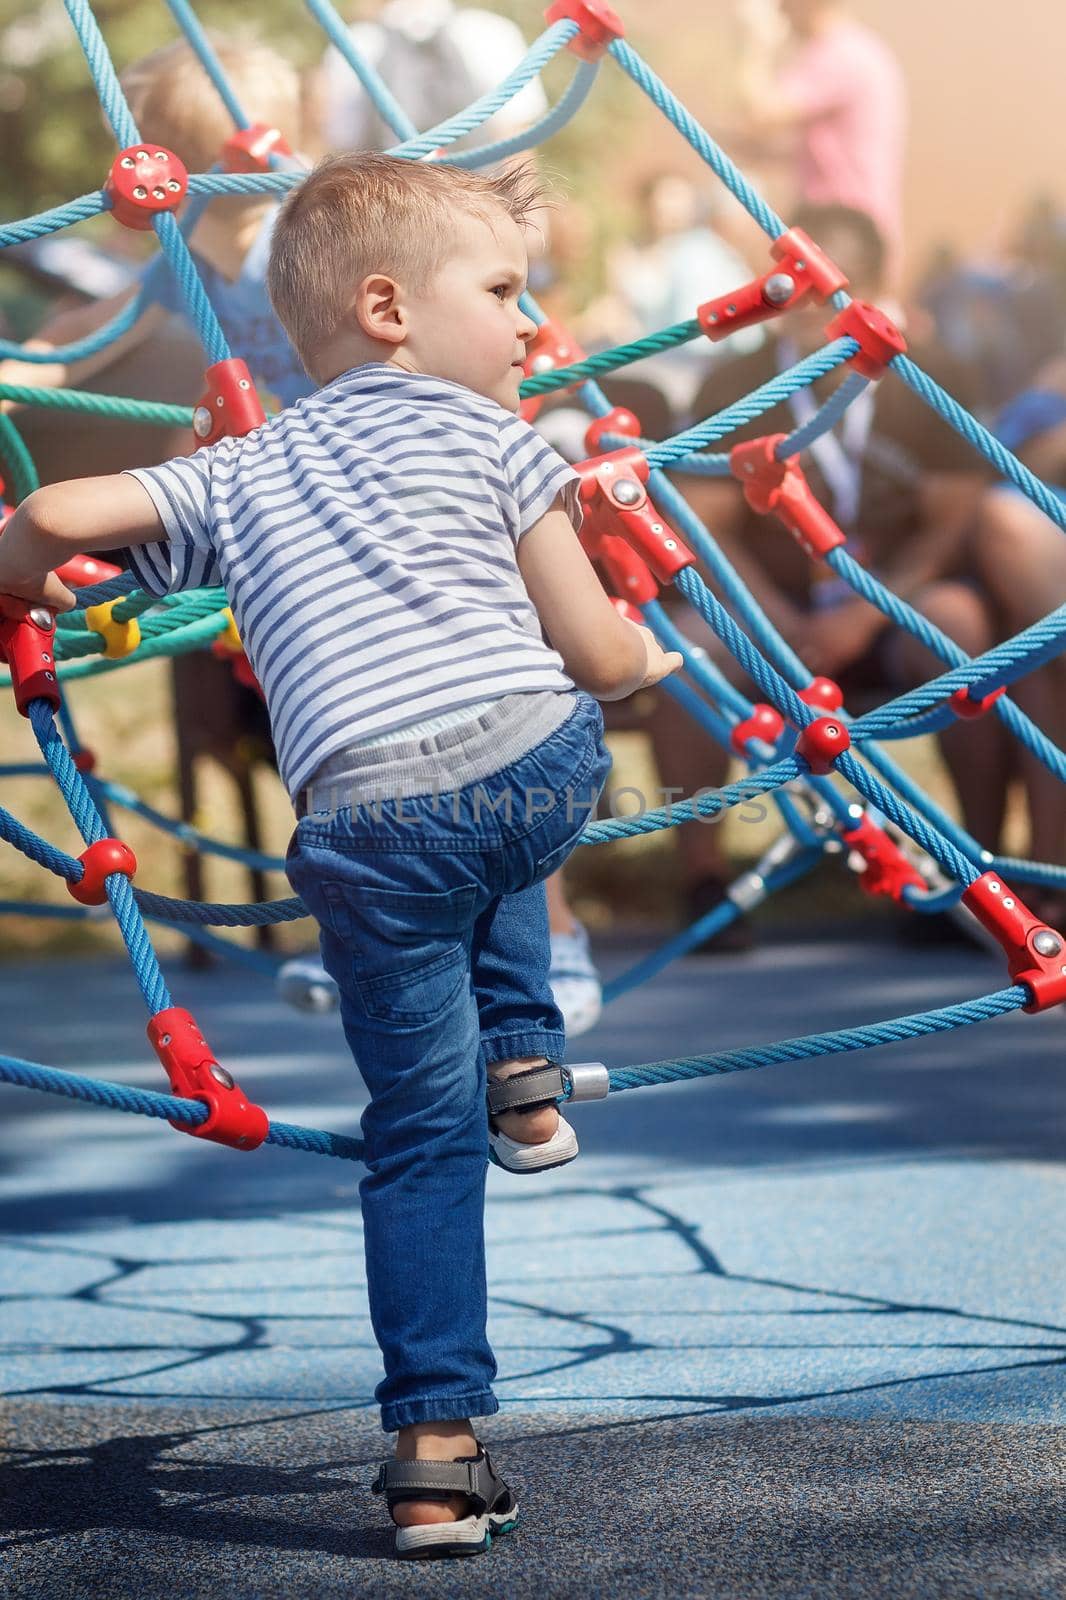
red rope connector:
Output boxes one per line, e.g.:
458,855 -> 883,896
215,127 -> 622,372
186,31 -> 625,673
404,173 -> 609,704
106,145 -> 188,230
609,597 -> 645,624
826,299 -> 907,379
148,1007 -> 269,1149
72,748 -> 97,775
67,837 -> 137,906
730,435 -> 847,560
841,814 -> 926,902
585,406 -> 641,455
949,684 -> 1006,720
54,553 -> 123,588
961,872 -> 1066,1013
222,124 -> 293,173
576,447 -> 694,589
192,359 -> 266,447
800,676 -> 844,714
545,0 -> 624,59
698,228 -> 848,343
519,319 -> 587,423
0,600 -> 60,715
731,703 -> 785,756
796,716 -> 850,774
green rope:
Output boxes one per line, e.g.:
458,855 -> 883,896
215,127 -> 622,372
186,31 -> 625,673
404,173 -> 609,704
0,382 -> 194,429
518,319 -> 701,398
0,412 -> 40,501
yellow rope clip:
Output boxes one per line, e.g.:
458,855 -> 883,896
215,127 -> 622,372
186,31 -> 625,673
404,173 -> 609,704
215,607 -> 243,654
84,600 -> 141,660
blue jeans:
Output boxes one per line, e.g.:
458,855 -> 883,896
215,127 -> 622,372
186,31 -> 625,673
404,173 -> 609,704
284,691 -> 611,1431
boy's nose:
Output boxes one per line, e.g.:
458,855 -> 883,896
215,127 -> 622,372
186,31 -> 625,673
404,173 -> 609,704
516,314 -> 537,344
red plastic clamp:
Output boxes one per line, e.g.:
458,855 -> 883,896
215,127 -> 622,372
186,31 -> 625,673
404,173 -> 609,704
545,0 -> 624,59
698,228 -> 848,343
54,553 -> 123,588
949,684 -> 1006,719
731,703 -> 785,756
148,1007 -> 269,1149
585,406 -> 641,455
222,124 -> 293,173
730,436 -> 847,560
0,600 -> 60,715
232,651 -> 266,701
576,448 -> 694,585
961,872 -> 1066,1013
842,814 -> 926,902
519,319 -> 587,423
192,359 -> 266,447
609,596 -> 645,624
106,145 -> 188,230
67,837 -> 137,906
796,716 -> 851,774
826,299 -> 907,379
72,748 -> 97,775
800,676 -> 844,713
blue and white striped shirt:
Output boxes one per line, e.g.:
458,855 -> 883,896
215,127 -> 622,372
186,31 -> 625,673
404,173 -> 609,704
124,363 -> 579,798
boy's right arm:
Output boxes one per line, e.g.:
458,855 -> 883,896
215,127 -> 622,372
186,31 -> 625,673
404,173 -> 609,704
516,499 -> 683,701
0,475 -> 167,611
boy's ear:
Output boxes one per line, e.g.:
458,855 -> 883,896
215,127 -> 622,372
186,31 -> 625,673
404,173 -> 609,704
351,273 -> 406,345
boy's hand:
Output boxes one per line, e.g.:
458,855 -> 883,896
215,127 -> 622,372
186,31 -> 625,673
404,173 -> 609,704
627,622 -> 684,690
0,572 -> 78,614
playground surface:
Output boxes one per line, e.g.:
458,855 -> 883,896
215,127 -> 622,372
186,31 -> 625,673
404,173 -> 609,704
1,926 -> 1063,1598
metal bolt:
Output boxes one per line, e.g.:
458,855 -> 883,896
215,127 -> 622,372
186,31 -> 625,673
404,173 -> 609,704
763,272 -> 795,306
133,186 -> 147,199
152,187 -> 166,200
192,405 -> 213,438
120,156 -> 135,169
154,151 -> 168,161
210,1064 -> 235,1089
29,607 -> 51,629
1033,930 -> 1063,957
44,672 -> 55,682
239,378 -> 250,390
989,880 -> 1001,893
532,353 -> 553,373
135,149 -> 150,160
1004,897 -> 1015,910
167,179 -> 182,193
825,724 -> 840,737
160,1034 -> 171,1046
611,479 -> 643,507
664,538 -> 677,550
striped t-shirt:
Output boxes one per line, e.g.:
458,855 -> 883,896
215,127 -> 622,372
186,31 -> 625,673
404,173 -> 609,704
124,362 -> 579,798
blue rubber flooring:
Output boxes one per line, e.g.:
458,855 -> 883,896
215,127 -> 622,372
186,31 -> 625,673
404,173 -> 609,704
1,928 -> 1064,1597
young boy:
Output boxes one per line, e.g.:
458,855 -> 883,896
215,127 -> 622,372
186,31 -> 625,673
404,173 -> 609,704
0,152 -> 681,1558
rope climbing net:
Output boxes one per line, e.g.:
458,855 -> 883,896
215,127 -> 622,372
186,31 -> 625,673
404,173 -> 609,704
1,0 -> 1064,1164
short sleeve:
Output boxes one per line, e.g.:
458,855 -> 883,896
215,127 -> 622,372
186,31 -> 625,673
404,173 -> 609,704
122,453 -> 222,596
496,413 -> 582,542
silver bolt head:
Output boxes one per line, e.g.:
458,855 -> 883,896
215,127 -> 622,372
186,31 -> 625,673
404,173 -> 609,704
1033,930 -> 1062,957
29,607 -> 52,629
764,272 -> 796,306
210,1064 -> 235,1090
133,186 -> 147,199
192,405 -> 213,439
531,353 -> 553,373
611,479 -> 643,507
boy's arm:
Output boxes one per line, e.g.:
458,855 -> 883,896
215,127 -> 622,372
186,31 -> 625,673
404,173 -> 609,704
0,475 -> 165,612
0,293 -> 164,404
516,498 -> 682,700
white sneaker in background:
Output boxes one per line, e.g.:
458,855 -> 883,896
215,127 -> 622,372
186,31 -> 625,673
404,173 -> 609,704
548,919 -> 603,1037
276,956 -> 339,1013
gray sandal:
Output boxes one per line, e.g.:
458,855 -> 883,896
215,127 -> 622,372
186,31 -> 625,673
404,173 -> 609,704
372,1443 -> 518,1559
486,1063 -> 578,1173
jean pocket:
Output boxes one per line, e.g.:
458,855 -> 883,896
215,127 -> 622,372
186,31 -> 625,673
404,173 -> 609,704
321,880 -> 477,1026
530,734 -> 613,879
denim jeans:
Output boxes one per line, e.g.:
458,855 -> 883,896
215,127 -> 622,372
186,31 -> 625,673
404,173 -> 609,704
284,690 -> 611,1431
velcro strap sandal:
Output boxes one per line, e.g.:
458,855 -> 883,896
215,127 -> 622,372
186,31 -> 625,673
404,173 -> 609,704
486,1063 -> 579,1174
371,1444 -> 518,1559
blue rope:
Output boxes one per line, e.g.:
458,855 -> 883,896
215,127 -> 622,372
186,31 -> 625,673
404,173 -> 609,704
0,193 -> 108,250
608,986 -> 1027,1090
609,39 -> 786,241
780,372 -> 871,456
161,0 -> 251,130
0,289 -> 147,367
443,60 -> 600,169
0,1053 -> 365,1162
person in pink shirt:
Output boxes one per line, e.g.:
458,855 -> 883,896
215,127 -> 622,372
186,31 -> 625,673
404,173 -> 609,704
734,0 -> 907,283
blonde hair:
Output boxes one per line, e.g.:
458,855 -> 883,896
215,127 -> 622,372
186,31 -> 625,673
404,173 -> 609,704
266,152 -> 545,369
120,36 -> 303,173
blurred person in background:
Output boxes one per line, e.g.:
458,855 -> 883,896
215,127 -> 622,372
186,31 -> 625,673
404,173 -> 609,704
654,203 -> 1001,950
731,0 -> 906,287
579,171 -> 764,433
315,0 -> 547,156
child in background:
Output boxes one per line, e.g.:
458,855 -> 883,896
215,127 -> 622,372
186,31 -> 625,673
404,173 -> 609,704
0,36 -> 312,410
0,152 -> 681,1559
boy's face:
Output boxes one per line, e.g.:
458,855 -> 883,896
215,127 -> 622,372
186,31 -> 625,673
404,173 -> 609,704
398,209 -> 537,411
